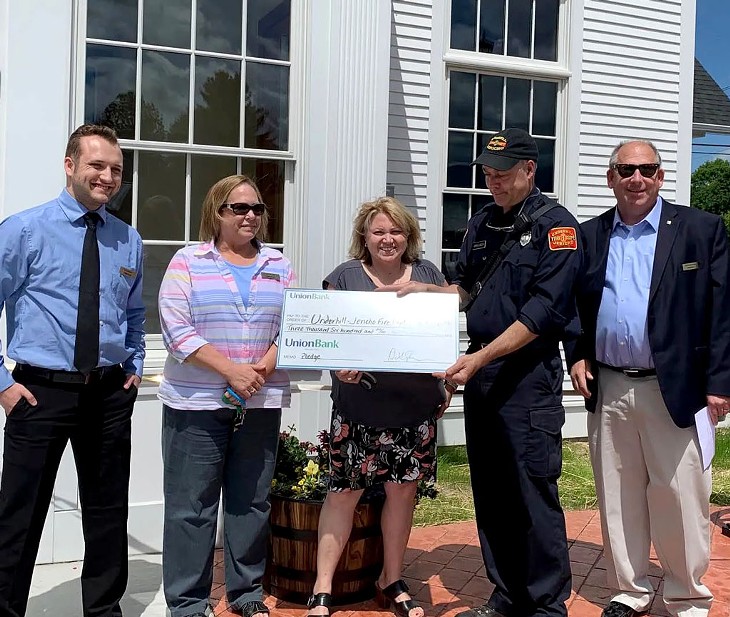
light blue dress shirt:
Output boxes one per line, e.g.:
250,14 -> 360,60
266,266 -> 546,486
595,198 -> 663,369
0,189 -> 145,390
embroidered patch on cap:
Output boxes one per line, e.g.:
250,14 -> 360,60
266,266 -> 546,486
548,227 -> 578,251
487,136 -> 507,151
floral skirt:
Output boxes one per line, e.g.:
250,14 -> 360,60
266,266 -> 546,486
328,409 -> 437,492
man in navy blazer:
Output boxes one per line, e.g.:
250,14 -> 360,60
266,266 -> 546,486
566,140 -> 730,617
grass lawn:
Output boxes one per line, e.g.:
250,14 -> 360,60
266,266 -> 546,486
413,428 -> 730,527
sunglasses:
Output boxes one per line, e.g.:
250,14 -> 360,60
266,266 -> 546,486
219,202 -> 266,216
611,163 -> 660,179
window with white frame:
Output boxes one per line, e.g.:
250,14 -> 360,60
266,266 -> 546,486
81,0 -> 293,335
442,0 -> 565,281
450,0 -> 559,60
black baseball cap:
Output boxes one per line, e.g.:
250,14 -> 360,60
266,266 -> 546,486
472,128 -> 539,170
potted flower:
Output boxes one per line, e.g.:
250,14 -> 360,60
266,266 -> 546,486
264,427 -> 385,606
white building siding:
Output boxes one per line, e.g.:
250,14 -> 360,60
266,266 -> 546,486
387,0 -> 433,233
577,0 -> 686,223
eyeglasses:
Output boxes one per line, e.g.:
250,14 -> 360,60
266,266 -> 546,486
611,163 -> 660,179
219,202 -> 266,216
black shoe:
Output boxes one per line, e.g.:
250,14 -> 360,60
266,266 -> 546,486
230,600 -> 269,617
456,605 -> 508,617
307,592 -> 333,616
375,579 -> 421,617
602,601 -> 647,617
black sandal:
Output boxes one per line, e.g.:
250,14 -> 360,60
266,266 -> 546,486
232,600 -> 269,617
307,592 -> 333,616
375,579 -> 422,617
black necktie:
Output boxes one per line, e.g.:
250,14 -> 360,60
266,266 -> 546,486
74,211 -> 101,374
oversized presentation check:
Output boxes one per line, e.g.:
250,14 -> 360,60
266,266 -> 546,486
277,289 -> 459,373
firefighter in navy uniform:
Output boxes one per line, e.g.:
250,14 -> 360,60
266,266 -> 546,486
448,129 -> 582,617
386,129 -> 581,617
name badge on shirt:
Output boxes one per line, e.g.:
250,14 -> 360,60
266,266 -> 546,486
472,240 -> 487,250
682,262 -> 699,271
119,266 -> 137,277
261,272 -> 281,281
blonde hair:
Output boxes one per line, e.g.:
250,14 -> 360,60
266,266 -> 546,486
198,175 -> 268,243
348,197 -> 422,264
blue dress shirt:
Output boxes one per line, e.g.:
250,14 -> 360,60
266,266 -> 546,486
0,189 -> 145,390
595,198 -> 663,369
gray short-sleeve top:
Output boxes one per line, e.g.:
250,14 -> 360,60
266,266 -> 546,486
322,259 -> 448,428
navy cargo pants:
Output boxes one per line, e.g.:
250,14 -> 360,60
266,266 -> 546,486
463,352 -> 571,617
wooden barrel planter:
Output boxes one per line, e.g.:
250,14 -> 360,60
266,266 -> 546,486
263,494 -> 384,606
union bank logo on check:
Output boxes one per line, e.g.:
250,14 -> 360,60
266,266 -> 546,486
284,338 -> 340,348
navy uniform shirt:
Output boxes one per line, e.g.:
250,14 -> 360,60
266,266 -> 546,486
453,189 -> 582,347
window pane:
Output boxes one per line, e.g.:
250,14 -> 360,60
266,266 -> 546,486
534,0 -> 559,61
190,155 -> 238,241
475,133 -> 490,190
450,0 -> 476,51
143,0 -> 191,48
447,132 -> 474,188
85,44 -> 137,140
506,0 -> 531,58
505,78 -> 530,131
535,138 -> 555,193
107,150 -> 134,225
194,57 -> 241,147
477,75 -> 504,132
479,0 -> 505,54
87,0 -> 137,43
143,245 -> 180,334
137,151 -> 186,241
197,0 -> 242,54
443,194 -> 469,249
141,50 -> 190,142
247,0 -> 291,61
442,253 -> 460,285
241,159 -> 285,243
533,81 -> 557,136
449,72 -> 475,129
244,62 -> 289,150
473,194 -> 492,212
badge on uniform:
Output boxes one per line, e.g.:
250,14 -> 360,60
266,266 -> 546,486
547,227 -> 578,251
119,266 -> 137,277
261,272 -> 281,281
520,231 -> 531,246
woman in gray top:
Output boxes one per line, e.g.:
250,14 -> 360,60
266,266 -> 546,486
307,197 -> 455,617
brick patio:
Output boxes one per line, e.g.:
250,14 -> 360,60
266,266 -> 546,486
210,508 -> 730,617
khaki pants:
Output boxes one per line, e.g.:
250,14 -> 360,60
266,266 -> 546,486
588,369 -> 713,617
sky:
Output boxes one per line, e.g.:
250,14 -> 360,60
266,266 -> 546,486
693,0 -> 730,170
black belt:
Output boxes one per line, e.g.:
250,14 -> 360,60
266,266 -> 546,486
15,363 -> 121,385
597,362 -> 656,378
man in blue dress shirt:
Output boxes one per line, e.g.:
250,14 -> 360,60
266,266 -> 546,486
567,140 -> 730,617
0,124 -> 145,617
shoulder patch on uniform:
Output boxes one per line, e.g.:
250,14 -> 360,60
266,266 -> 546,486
547,227 -> 578,251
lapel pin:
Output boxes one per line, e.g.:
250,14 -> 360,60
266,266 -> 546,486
667,220 -> 672,225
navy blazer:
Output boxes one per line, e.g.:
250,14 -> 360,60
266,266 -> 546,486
565,199 -> 730,428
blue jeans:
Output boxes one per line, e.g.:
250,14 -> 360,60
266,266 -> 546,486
161,405 -> 281,617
